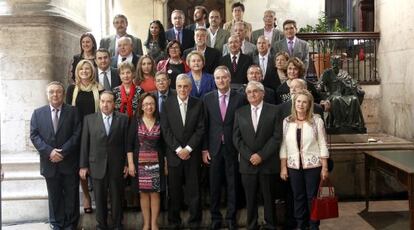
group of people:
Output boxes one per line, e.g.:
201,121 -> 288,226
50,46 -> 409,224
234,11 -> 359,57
30,2 -> 332,230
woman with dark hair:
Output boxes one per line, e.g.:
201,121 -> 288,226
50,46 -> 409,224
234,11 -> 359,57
136,55 -> 157,93
156,40 -> 190,89
70,32 -> 97,82
274,51 -> 290,84
113,62 -> 144,118
127,93 -> 164,230
280,89 -> 329,230
66,59 -> 103,213
144,20 -> 167,64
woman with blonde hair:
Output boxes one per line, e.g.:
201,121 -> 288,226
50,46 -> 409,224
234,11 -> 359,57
279,89 -> 329,230
66,59 -> 103,213
186,51 -> 216,98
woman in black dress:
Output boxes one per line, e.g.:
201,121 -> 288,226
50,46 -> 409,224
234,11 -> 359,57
66,59 -> 103,213
127,93 -> 164,230
69,33 -> 97,83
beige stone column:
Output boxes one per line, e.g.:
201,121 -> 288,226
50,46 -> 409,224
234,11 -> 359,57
0,0 -> 89,223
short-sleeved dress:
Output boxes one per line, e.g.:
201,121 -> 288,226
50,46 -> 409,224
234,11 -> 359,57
132,119 -> 163,192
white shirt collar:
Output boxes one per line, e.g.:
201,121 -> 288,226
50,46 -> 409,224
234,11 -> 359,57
177,96 -> 189,105
50,104 -> 62,111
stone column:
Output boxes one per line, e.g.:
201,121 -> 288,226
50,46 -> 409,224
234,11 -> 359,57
0,0 -> 89,223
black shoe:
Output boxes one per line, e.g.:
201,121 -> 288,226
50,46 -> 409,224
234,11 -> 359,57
227,221 -> 237,230
210,221 -> 222,230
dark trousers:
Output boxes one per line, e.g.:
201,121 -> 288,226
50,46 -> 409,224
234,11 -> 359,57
168,159 -> 201,226
209,145 -> 238,225
241,174 -> 278,230
288,167 -> 321,230
93,171 -> 125,230
45,172 -> 79,230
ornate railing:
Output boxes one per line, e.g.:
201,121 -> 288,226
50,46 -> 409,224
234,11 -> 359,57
297,32 -> 380,84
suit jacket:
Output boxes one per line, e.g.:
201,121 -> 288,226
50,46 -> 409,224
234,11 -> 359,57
233,103 -> 282,174
183,46 -> 221,74
206,28 -> 230,53
202,89 -> 246,156
110,53 -> 140,69
160,96 -> 205,167
188,71 -> 216,98
251,28 -> 284,46
223,20 -> 252,41
165,28 -> 195,51
154,89 -> 176,113
252,54 -> 281,91
30,104 -> 81,177
99,34 -> 143,57
219,53 -> 253,85
185,23 -> 210,31
95,67 -> 121,90
222,40 -> 256,57
273,37 -> 309,71
80,111 -> 129,179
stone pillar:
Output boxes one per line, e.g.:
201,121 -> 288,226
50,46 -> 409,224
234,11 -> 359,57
0,0 -> 89,223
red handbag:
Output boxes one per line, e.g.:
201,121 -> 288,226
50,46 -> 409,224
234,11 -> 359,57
310,178 -> 339,221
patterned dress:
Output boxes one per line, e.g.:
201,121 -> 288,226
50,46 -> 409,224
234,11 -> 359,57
137,119 -> 162,192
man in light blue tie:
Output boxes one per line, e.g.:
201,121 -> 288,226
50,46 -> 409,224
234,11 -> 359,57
80,91 -> 129,230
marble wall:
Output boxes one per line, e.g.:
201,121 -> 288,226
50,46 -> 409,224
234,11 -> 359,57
376,0 -> 414,139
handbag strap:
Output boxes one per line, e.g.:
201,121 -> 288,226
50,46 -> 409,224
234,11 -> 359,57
317,178 -> 335,197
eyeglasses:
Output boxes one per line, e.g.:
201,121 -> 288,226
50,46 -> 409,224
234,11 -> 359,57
169,46 -> 180,50
143,102 -> 156,107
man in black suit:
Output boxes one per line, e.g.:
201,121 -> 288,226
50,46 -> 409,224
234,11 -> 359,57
165,10 -> 195,51
183,27 -> 221,74
30,81 -> 81,230
220,35 -> 253,87
202,66 -> 246,230
154,71 -> 176,113
110,36 -> 140,68
160,74 -> 205,229
253,36 -> 281,92
233,81 -> 282,230
186,5 -> 209,31
95,48 -> 121,90
80,91 -> 129,230
238,65 -> 276,104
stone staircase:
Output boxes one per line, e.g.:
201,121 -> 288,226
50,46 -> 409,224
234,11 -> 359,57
1,152 -> 49,224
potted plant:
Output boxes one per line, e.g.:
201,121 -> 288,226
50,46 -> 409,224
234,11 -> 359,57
300,12 -> 348,77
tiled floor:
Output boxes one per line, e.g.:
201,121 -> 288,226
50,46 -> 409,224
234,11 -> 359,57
3,200 -> 410,229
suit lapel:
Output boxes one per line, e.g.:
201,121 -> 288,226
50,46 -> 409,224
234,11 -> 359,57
172,97 -> 185,128
109,36 -> 116,53
97,112 -> 107,136
224,91 -> 237,123
45,106 -> 55,135
212,92 -> 222,121
255,103 -> 267,135
55,104 -> 66,134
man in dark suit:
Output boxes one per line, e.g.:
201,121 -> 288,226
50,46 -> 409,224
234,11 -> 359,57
202,66 -> 246,230
160,74 -> 205,229
273,19 -> 310,70
165,10 -> 195,51
99,14 -> 143,57
219,35 -> 253,87
95,48 -> 121,90
186,5 -> 209,31
183,27 -> 221,74
79,91 -> 129,230
30,81 -> 81,230
238,65 -> 276,104
154,71 -> 176,113
110,36 -> 140,68
233,81 -> 282,230
253,36 -> 281,92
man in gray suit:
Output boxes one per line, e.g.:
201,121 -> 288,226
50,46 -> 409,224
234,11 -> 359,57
80,91 -> 129,230
273,19 -> 309,70
206,10 -> 230,53
251,10 -> 284,46
223,22 -> 256,57
99,14 -> 143,57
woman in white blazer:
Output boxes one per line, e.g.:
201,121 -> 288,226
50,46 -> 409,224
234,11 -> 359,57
280,89 -> 329,230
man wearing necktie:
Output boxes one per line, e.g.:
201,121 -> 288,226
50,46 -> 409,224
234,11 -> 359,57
233,81 -> 282,230
95,48 -> 121,91
110,36 -> 140,69
273,19 -> 309,71
80,91 -> 129,230
154,71 -> 175,113
165,9 -> 195,51
160,74 -> 205,229
202,66 -> 246,229
30,81 -> 81,230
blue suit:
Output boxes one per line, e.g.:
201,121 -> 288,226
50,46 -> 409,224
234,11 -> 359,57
187,71 -> 216,98
30,103 -> 81,229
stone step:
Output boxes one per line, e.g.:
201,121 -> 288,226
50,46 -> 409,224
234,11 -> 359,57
2,199 -> 49,224
2,178 -> 47,200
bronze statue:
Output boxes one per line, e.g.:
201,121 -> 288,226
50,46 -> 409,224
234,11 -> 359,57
318,57 -> 366,133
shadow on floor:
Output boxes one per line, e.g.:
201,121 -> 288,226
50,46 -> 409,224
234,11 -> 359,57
359,209 -> 409,230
